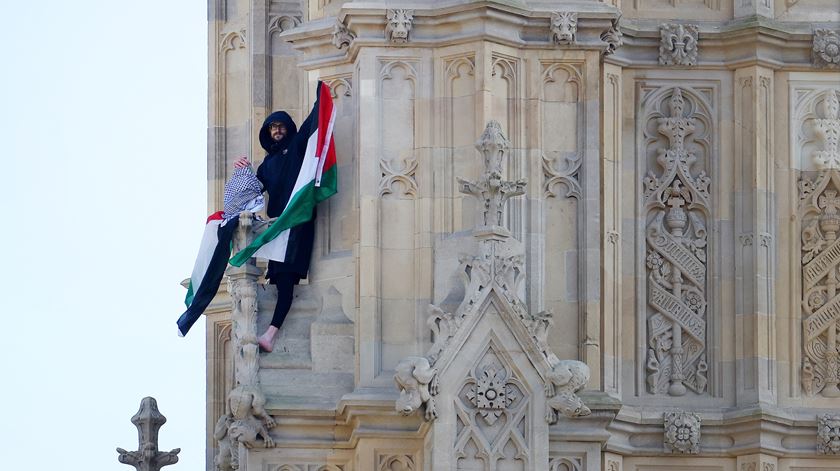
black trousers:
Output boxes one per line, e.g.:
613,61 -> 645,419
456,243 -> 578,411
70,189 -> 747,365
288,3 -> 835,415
270,271 -> 299,328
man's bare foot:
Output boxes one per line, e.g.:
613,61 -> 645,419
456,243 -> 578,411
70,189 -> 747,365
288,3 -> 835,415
258,335 -> 274,352
258,326 -> 279,353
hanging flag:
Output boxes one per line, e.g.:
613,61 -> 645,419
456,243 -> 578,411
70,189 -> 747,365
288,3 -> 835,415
229,81 -> 338,266
177,212 -> 238,337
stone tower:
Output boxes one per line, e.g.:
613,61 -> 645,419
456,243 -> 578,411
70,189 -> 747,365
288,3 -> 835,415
204,0 -> 840,469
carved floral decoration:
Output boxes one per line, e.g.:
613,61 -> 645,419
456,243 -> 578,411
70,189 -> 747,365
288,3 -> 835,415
643,88 -> 710,397
659,24 -> 699,66
818,413 -> 840,454
664,411 -> 701,454
813,29 -> 840,69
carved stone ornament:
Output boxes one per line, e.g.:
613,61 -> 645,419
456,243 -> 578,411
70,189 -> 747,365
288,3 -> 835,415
818,413 -> 840,454
385,9 -> 414,44
545,357 -> 592,423
813,29 -> 840,69
643,88 -> 710,397
800,172 -> 840,398
601,17 -> 623,55
332,19 -> 355,50
455,344 -> 530,467
664,410 -> 701,454
216,213 -> 276,471
394,356 -> 440,421
550,11 -> 577,45
542,152 -> 581,199
659,24 -> 699,66
458,121 -> 527,233
116,397 -> 180,471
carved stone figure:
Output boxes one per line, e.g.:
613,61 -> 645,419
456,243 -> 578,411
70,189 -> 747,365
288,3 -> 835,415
643,88 -> 710,396
813,29 -> 840,69
332,20 -> 355,49
664,411 -> 701,454
550,11 -> 577,45
601,17 -> 623,55
385,9 -> 414,43
116,397 -> 180,471
394,356 -> 439,421
818,414 -> 840,454
215,385 -> 276,470
544,357 -> 592,423
659,24 -> 699,66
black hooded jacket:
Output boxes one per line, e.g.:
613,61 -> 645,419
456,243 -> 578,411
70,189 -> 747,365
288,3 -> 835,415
256,111 -> 316,281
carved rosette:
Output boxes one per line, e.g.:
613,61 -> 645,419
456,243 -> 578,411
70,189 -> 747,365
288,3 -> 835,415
643,88 -> 711,397
385,9 -> 414,44
550,11 -> 577,45
664,410 -> 701,454
818,414 -> 840,454
659,24 -> 699,66
455,345 -> 529,467
813,29 -> 840,69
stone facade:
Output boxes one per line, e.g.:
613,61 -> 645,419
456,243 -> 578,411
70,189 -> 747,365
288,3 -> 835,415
204,0 -> 840,469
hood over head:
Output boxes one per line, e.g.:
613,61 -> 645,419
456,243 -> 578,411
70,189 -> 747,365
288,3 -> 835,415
259,111 -> 298,153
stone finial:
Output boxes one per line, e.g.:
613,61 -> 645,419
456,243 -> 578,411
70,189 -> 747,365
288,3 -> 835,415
818,414 -> 840,454
458,121 -> 526,233
550,11 -> 577,46
394,356 -> 439,421
332,19 -> 355,50
813,29 -> 840,69
664,410 -> 701,454
116,397 -> 180,471
601,17 -> 623,55
659,24 -> 699,66
386,9 -> 414,43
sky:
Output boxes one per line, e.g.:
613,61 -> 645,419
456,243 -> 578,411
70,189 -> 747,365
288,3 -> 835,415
1,1 -> 210,469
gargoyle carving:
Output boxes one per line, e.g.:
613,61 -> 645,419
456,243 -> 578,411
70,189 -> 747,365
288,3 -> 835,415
394,356 -> 440,421
550,11 -> 577,45
385,9 -> 414,43
544,357 -> 591,424
427,305 -> 460,363
215,385 -> 276,470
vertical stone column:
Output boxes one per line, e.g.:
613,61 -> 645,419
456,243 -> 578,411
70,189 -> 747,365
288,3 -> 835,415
602,63 -> 623,398
733,66 -> 777,406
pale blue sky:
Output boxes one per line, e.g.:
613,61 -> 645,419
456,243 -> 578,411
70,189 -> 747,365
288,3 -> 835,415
1,1 -> 209,469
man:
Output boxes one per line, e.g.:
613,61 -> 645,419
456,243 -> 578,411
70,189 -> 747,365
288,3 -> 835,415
234,110 -> 317,352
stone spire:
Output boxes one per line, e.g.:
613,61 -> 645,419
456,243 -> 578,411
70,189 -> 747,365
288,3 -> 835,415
116,397 -> 180,471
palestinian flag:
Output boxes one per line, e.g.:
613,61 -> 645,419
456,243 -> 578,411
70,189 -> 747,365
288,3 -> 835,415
177,212 -> 238,337
229,81 -> 338,266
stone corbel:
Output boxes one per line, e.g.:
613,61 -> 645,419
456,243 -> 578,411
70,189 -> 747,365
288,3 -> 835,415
664,410 -> 701,454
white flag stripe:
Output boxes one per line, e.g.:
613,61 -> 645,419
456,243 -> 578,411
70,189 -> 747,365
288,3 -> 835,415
188,219 -> 223,302
253,227 -> 291,262
315,105 -> 337,186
